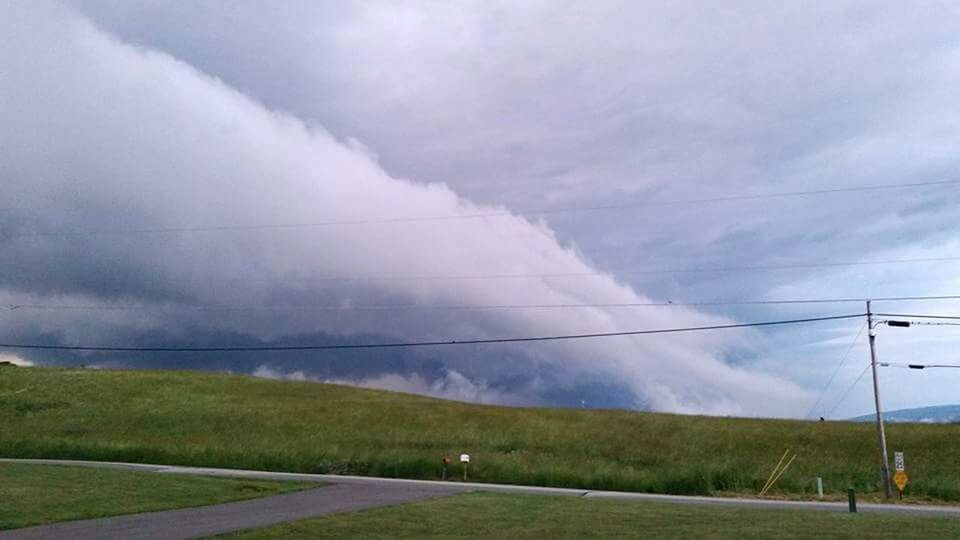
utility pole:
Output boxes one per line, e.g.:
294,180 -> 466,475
867,300 -> 892,499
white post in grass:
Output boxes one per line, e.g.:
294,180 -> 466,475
460,454 -> 470,481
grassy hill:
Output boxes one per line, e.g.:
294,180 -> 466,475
2,366 -> 959,501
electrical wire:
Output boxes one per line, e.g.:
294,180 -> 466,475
3,256 -> 957,291
805,321 -> 866,418
4,295 -> 960,313
153,256 -> 960,283
857,296 -> 960,303
2,302 -> 712,312
817,312 -> 960,416
6,178 -> 960,237
879,362 -> 960,369
594,256 -> 960,277
823,363 -> 872,419
876,313 -> 960,321
0,313 -> 865,352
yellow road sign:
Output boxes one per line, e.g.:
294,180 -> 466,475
893,470 -> 908,491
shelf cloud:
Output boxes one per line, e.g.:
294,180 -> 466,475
0,1 -> 815,416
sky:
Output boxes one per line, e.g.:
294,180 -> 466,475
1,0 -> 959,418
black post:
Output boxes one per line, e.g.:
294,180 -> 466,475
847,488 -> 857,513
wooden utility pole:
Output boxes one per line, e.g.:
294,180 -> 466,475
866,300 -> 892,499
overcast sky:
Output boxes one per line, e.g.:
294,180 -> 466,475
2,1 -> 959,418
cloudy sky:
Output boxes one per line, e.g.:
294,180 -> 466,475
2,0 -> 958,418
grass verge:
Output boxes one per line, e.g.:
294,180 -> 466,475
221,492 -> 960,539
0,463 -> 315,530
2,367 -> 959,501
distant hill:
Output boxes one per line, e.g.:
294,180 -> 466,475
851,405 -> 960,424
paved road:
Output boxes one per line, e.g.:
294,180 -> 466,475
2,478 -> 464,540
2,458 -> 959,538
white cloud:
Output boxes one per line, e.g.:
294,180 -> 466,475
10,1 -> 910,417
0,353 -> 33,367
252,365 -> 309,382
254,364 -> 525,405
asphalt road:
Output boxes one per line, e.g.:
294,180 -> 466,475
2,477 -> 463,540
2,458 -> 959,539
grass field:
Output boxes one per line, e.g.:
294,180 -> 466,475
224,492 -> 960,538
0,463 -> 312,530
2,366 -> 959,501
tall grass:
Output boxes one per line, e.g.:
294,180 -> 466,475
1,367 -> 958,500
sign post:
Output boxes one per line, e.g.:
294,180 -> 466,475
460,453 -> 470,481
893,452 -> 908,499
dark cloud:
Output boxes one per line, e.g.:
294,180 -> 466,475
3,1 -> 959,416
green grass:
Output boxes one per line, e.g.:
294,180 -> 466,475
2,366 -> 959,501
0,462 -> 314,530
223,492 -> 960,538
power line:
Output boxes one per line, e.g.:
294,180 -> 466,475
880,362 -> 960,369
4,295 -> 960,313
596,256 -> 960,277
806,321 -> 865,418
2,256 -> 957,291
818,314 -> 960,417
4,302 -> 704,312
0,313 -> 865,352
249,255 -> 960,283
156,256 -> 960,284
6,178 -> 959,237
876,313 -> 960,321
823,363 -> 872,419
848,295 -> 960,303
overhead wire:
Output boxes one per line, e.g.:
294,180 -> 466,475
817,311 -> 960,416
0,313 -> 865,352
4,177 -> 957,416
3,295 -> 959,313
823,363 -> 872,419
876,313 -> 960,321
5,178 -> 959,238
138,256 -> 960,283
1,256 -> 958,291
3,178 -> 958,409
805,320 -> 866,418
816,312 -> 960,417
880,362 -> 960,369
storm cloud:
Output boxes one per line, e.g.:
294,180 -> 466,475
3,1 -> 960,417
